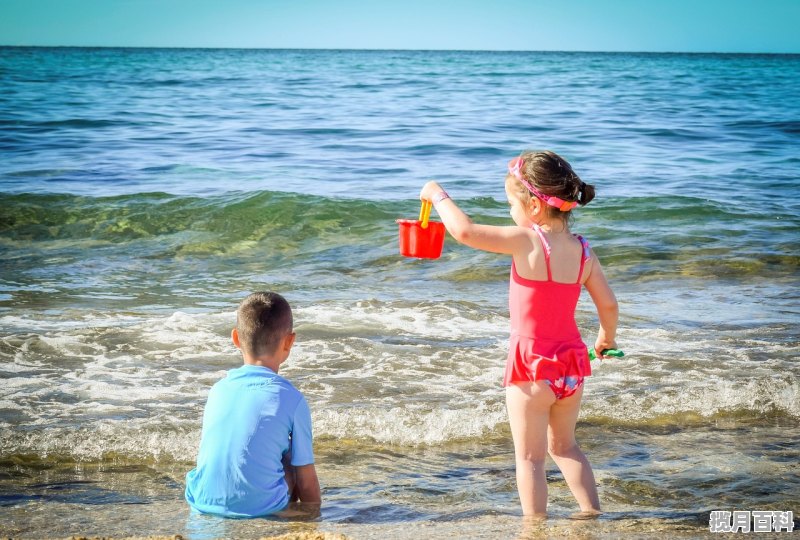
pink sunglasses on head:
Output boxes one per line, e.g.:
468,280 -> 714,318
508,157 -> 578,212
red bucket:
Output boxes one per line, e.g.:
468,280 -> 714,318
397,219 -> 446,259
397,201 -> 445,259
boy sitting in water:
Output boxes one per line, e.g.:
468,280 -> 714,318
185,291 -> 321,517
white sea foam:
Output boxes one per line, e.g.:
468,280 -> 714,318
0,312 -> 143,333
0,420 -> 200,462
295,300 -> 506,341
0,302 -> 798,460
313,402 -> 508,445
582,327 -> 800,421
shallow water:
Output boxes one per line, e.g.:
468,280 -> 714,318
1,48 -> 799,537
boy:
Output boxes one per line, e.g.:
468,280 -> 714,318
185,291 -> 321,517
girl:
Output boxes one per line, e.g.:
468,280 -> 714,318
420,150 -> 618,517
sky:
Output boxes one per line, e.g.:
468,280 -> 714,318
0,0 -> 798,53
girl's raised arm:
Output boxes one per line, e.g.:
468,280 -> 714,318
420,181 -> 531,256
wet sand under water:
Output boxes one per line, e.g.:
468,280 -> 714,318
2,419 -> 797,539
4,515 -> 724,540
4,514 -> 719,540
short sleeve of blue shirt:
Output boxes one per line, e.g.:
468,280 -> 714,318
290,396 -> 315,466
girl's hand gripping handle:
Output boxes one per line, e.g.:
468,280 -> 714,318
589,348 -> 625,361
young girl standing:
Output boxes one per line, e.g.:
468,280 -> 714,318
420,150 -> 618,517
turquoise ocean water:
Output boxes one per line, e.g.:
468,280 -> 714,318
0,48 -> 798,538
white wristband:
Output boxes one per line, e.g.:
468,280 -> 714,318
432,191 -> 450,205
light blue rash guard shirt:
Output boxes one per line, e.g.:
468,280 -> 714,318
185,364 -> 314,518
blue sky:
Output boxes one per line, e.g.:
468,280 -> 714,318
1,0 -> 798,53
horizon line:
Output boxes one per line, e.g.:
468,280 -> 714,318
1,44 -> 798,56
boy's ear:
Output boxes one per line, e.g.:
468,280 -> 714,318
283,332 -> 296,352
231,328 -> 241,350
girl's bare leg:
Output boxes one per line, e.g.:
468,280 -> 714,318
506,381 -> 556,516
547,385 -> 601,513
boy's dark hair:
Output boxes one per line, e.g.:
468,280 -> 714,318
236,292 -> 293,356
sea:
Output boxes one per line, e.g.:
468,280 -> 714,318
0,48 -> 798,539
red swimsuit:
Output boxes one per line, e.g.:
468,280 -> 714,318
503,225 -> 593,399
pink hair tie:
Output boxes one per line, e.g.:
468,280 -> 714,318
508,157 -> 578,212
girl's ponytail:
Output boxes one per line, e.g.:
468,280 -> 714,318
579,181 -> 595,206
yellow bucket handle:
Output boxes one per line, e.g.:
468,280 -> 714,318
418,200 -> 432,229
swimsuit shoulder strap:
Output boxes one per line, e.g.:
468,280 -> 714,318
573,234 -> 591,284
531,224 -> 553,281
